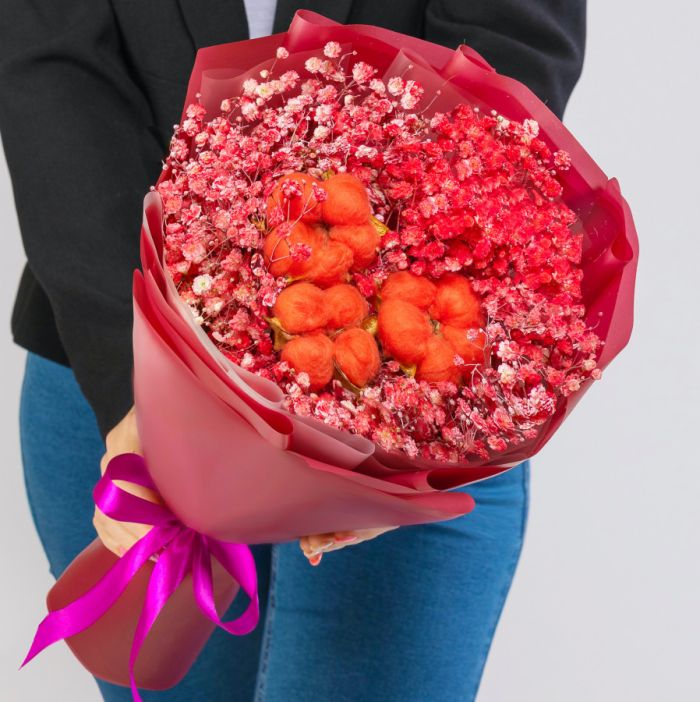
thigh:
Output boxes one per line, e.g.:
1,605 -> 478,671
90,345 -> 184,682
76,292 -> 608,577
254,461 -> 530,702
20,352 -> 105,578
19,352 -> 272,701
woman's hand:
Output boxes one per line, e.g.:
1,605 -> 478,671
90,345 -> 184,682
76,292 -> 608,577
94,406 -> 398,563
93,406 -> 162,557
299,526 -> 399,566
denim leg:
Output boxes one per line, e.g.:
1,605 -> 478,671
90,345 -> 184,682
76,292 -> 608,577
253,462 -> 530,702
19,352 -> 272,701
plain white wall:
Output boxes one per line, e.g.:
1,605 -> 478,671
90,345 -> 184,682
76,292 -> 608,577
2,1 -> 698,700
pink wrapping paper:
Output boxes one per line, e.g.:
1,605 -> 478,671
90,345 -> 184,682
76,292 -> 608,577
33,10 -> 638,693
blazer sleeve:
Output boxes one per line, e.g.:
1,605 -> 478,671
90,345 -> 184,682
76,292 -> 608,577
0,1 -> 166,438
424,0 -> 586,119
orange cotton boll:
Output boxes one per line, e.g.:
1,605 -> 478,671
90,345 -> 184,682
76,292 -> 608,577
329,223 -> 380,270
429,273 -> 484,328
416,335 -> 462,385
266,172 -> 322,224
263,230 -> 292,277
324,284 -> 369,330
272,282 -> 327,334
321,173 -> 371,225
380,271 -> 437,311
307,240 -> 354,287
287,223 -> 326,278
281,334 -> 335,391
263,221 -> 318,278
334,328 -> 381,388
377,298 -> 433,366
442,325 -> 487,366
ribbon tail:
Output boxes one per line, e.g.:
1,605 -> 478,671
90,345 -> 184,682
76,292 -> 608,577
193,538 -> 260,635
127,530 -> 194,702
22,525 -> 178,669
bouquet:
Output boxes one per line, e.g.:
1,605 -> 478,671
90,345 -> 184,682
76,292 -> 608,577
23,11 -> 638,700
159,50 -> 600,465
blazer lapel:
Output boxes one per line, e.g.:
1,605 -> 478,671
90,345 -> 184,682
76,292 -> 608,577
178,0 -> 250,48
273,0 -> 353,33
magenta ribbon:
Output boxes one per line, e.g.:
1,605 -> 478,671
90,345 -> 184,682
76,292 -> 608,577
21,453 -> 259,701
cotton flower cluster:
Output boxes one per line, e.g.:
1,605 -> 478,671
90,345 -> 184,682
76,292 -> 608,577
156,42 -> 602,462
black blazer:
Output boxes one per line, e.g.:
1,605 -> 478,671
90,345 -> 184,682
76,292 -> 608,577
0,0 -> 585,438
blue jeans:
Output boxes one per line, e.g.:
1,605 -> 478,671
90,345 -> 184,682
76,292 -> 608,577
20,351 -> 530,701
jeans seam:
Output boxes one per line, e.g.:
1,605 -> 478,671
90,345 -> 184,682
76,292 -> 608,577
253,543 -> 279,702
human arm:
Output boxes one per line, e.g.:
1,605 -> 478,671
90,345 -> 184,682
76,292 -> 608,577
0,0 -> 167,437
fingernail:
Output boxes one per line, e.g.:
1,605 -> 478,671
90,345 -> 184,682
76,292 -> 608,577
117,545 -> 126,557
334,535 -> 358,543
308,541 -> 334,558
308,553 -> 322,566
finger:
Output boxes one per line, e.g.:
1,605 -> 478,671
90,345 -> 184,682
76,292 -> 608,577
318,533 -> 361,553
300,525 -> 398,558
93,513 -> 123,557
315,540 -> 360,554
332,531 -> 362,544
299,536 -> 317,557
305,532 -> 362,556
323,526 -> 396,552
336,526 -> 396,542
93,510 -> 151,555
307,534 -> 335,555
305,528 -> 385,554
298,537 -> 324,565
300,533 -> 336,557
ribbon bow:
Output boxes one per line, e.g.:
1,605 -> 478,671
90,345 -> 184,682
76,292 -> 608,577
22,453 -> 259,701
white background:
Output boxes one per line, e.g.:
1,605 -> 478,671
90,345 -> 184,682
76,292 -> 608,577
2,2 -> 698,700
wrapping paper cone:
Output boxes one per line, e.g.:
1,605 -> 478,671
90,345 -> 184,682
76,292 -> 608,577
46,540 -> 238,690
